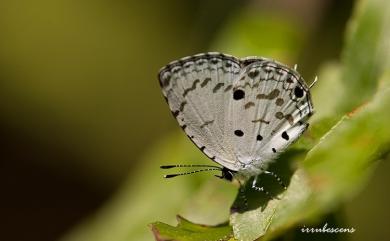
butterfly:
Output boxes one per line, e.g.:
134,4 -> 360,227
158,52 -> 315,189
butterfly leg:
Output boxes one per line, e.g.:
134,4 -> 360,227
251,175 -> 274,199
262,170 -> 287,190
238,184 -> 248,210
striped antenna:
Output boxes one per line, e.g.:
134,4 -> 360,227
160,164 -> 222,169
163,168 -> 221,178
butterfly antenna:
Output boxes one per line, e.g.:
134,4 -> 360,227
160,164 -> 222,169
163,168 -> 221,178
309,76 -> 318,89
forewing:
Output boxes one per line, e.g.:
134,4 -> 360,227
158,53 -> 243,171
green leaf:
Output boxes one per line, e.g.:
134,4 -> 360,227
230,168 -> 312,241
304,81 -> 390,210
309,62 -> 343,121
338,0 -> 390,112
150,216 -> 235,241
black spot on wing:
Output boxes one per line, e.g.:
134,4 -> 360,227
275,112 -> 284,119
172,66 -> 182,73
294,86 -> 304,98
244,102 -> 255,109
276,98 -> 284,106
248,69 -> 259,79
183,79 -> 200,97
179,101 -> 187,111
286,76 -> 294,83
224,84 -> 233,92
233,89 -> 245,100
257,135 -> 263,141
211,58 -> 219,64
183,62 -> 193,69
213,83 -> 224,93
200,120 -> 214,128
160,72 -> 172,87
201,77 -> 211,87
172,110 -> 180,118
281,131 -> 289,140
256,89 -> 280,100
234,130 -> 244,137
285,114 -> 294,125
275,112 -> 294,125
251,118 -> 270,124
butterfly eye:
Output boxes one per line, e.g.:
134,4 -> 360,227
223,171 -> 233,181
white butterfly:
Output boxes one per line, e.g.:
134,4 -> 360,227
159,52 -> 315,188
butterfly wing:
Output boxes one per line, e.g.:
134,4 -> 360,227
158,53 -> 243,171
159,53 -> 314,174
228,58 -> 314,172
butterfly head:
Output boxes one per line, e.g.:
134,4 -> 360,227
214,167 -> 236,181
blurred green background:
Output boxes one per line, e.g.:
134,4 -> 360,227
0,0 -> 389,241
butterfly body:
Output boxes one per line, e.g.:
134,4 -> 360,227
159,52 -> 313,181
